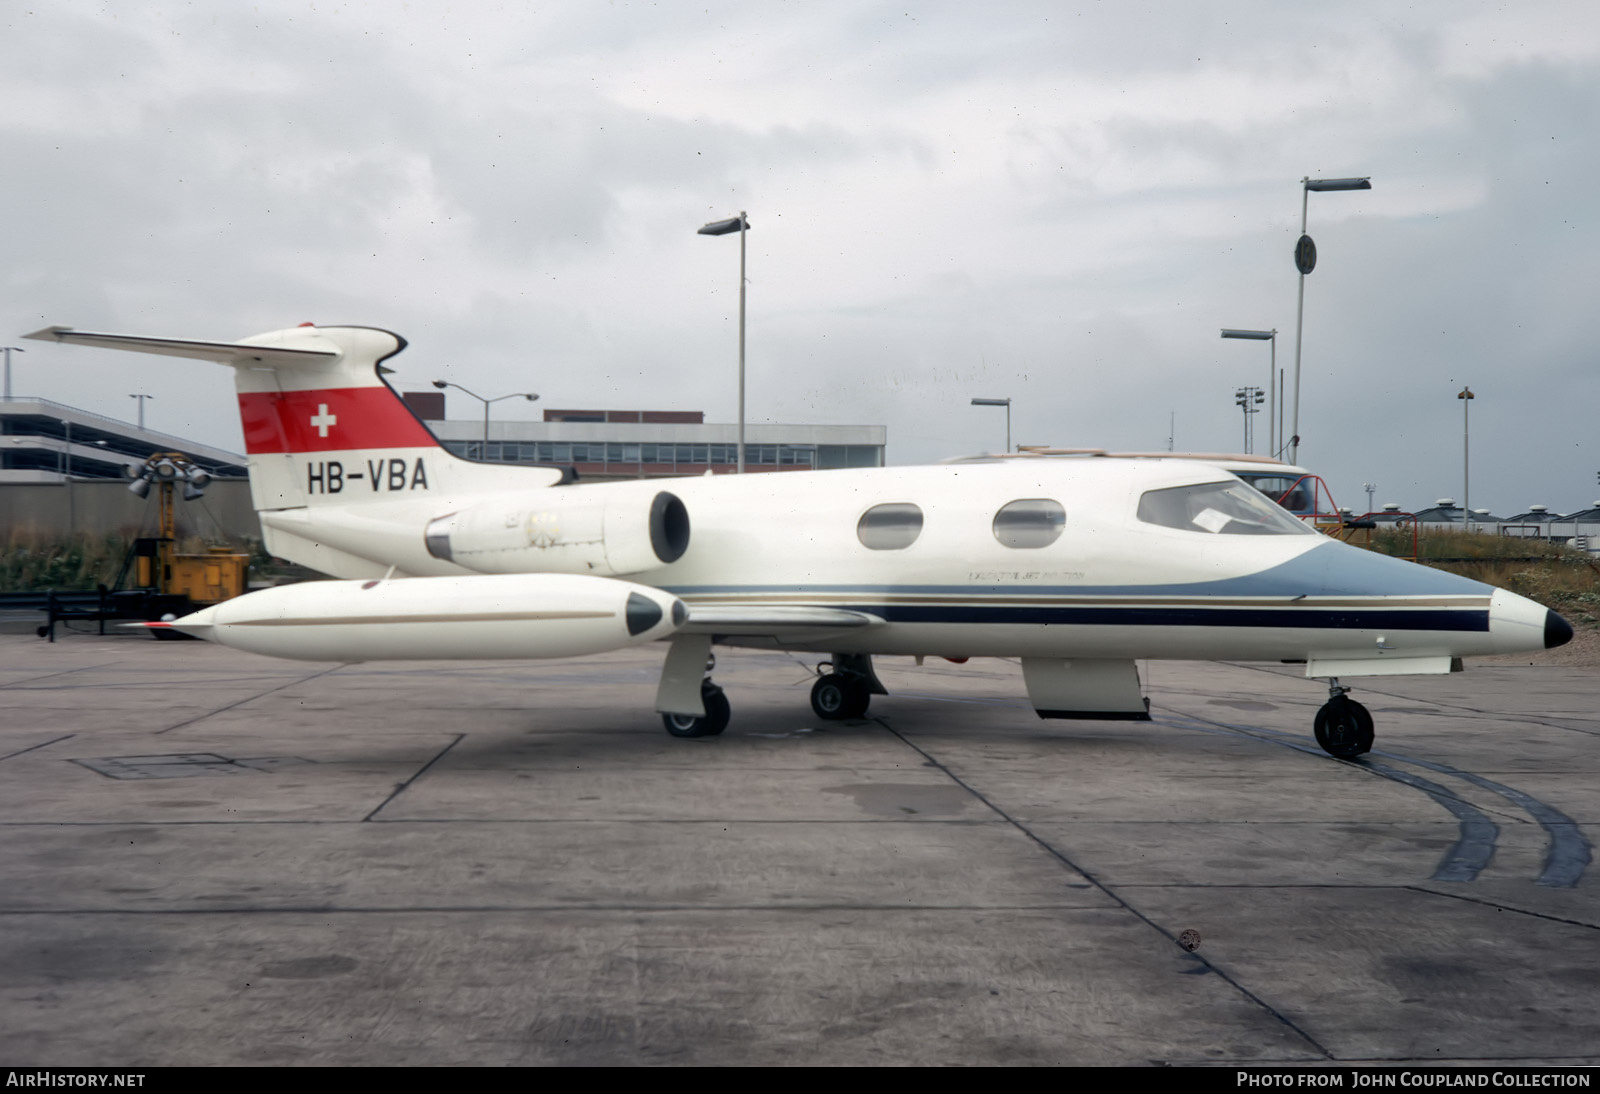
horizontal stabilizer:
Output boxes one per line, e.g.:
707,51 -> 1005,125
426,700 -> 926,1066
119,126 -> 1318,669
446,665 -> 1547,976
24,326 -> 339,368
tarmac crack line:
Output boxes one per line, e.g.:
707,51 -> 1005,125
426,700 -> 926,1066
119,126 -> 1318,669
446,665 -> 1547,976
363,733 -> 466,822
0,734 -> 75,763
153,665 -> 347,735
872,718 -> 1334,1061
1403,886 -> 1600,931
0,662 -> 121,689
0,901 -> 1146,916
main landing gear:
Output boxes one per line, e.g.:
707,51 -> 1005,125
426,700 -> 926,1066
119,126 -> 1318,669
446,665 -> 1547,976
810,659 -> 872,721
1313,678 -> 1374,759
661,652 -> 730,738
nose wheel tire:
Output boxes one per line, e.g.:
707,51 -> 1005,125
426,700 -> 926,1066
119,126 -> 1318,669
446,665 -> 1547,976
662,683 -> 731,738
1314,696 -> 1374,758
811,673 -> 870,720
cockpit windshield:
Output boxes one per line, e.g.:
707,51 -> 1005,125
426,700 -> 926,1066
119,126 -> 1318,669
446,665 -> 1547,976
1137,481 -> 1317,536
1234,473 -> 1314,515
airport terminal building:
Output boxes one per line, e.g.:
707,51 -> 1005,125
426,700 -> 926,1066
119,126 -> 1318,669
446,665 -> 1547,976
1,395 -> 887,536
405,393 -> 886,481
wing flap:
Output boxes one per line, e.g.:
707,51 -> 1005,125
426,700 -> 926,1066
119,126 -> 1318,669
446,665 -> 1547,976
680,605 -> 883,635
1305,655 -> 1460,677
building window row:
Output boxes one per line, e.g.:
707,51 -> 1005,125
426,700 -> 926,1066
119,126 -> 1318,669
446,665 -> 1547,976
440,441 -> 882,469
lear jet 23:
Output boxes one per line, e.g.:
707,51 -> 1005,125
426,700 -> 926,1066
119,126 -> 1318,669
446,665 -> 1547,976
26,324 -> 1574,758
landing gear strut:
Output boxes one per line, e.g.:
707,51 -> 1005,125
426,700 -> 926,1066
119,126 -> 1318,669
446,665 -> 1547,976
661,652 -> 730,738
810,660 -> 872,721
1313,679 -> 1374,758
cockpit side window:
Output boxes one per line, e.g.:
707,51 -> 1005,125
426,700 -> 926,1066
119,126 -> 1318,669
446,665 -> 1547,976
1137,481 -> 1316,536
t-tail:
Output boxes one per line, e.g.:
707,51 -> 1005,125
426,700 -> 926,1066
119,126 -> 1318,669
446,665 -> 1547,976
25,324 -> 564,577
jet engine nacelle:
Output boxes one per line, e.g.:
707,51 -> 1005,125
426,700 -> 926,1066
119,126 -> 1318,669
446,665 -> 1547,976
160,572 -> 686,662
424,486 -> 690,577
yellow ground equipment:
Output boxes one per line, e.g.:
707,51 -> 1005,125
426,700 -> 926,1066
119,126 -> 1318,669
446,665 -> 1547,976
128,453 -> 250,606
129,452 -> 250,607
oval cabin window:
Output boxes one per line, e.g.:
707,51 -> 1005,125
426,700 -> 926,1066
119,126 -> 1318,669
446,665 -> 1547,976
992,498 -> 1065,549
857,502 -> 925,550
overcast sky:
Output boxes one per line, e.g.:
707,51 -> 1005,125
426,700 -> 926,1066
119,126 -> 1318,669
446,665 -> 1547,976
5,0 -> 1597,514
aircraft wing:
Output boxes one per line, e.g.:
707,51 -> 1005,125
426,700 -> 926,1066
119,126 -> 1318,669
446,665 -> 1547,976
679,605 -> 883,636
24,327 -> 339,368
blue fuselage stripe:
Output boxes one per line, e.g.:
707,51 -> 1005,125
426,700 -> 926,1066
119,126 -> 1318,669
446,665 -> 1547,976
825,604 -> 1490,631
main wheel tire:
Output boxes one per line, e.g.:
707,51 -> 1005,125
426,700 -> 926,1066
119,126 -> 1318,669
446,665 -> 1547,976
662,711 -> 711,738
1314,697 -> 1375,758
839,678 -> 871,719
662,684 -> 731,738
700,684 -> 731,736
810,674 -> 871,720
811,674 -> 848,720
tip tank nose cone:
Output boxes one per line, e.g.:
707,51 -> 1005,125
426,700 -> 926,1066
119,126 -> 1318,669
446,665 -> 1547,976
625,592 -> 664,637
1545,610 -> 1574,650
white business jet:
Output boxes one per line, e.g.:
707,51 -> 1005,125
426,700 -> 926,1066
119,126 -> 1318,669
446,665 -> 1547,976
25,324 -> 1573,759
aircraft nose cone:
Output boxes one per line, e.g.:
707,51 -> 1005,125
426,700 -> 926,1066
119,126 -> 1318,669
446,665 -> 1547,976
1545,610 -> 1574,650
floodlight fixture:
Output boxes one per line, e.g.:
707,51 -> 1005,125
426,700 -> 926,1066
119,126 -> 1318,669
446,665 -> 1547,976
1459,387 -> 1475,526
697,215 -> 750,236
971,397 -> 1012,453
1289,174 -> 1373,464
1221,328 -> 1278,455
698,211 -> 752,472
432,380 -> 540,446
1305,177 -> 1371,192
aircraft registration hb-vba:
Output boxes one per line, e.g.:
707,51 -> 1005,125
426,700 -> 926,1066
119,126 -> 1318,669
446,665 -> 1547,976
26,323 -> 1574,759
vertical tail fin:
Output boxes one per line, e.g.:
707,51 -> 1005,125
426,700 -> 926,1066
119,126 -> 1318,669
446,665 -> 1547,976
24,324 -> 562,514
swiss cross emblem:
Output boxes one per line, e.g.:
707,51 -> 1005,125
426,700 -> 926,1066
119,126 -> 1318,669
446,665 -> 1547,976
309,403 -> 337,438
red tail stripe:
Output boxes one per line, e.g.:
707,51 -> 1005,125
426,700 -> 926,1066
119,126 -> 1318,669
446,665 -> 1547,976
238,387 -> 437,454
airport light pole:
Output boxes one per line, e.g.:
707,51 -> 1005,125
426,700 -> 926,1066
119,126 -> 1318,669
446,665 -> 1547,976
2,346 -> 22,400
1290,175 -> 1371,465
971,397 -> 1011,453
431,381 -> 539,455
1458,386 -> 1474,530
129,393 -> 152,431
1220,329 -> 1276,457
698,211 -> 751,473
1234,386 -> 1264,453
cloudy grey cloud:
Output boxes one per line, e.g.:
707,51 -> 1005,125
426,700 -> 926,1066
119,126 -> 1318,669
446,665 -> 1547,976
5,0 -> 1597,514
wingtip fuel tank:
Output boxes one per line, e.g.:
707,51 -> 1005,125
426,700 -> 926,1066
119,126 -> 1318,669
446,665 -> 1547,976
168,573 -> 685,662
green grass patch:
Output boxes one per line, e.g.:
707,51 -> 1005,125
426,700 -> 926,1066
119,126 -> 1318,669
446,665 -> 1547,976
0,532 -> 280,592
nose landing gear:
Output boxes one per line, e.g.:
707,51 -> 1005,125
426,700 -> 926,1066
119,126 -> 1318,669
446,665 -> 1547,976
1313,679 -> 1374,758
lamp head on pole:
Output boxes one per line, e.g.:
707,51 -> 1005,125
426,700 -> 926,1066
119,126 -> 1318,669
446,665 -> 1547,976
1220,329 -> 1276,341
1458,387 -> 1475,400
1305,177 -> 1372,192
698,215 -> 751,236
